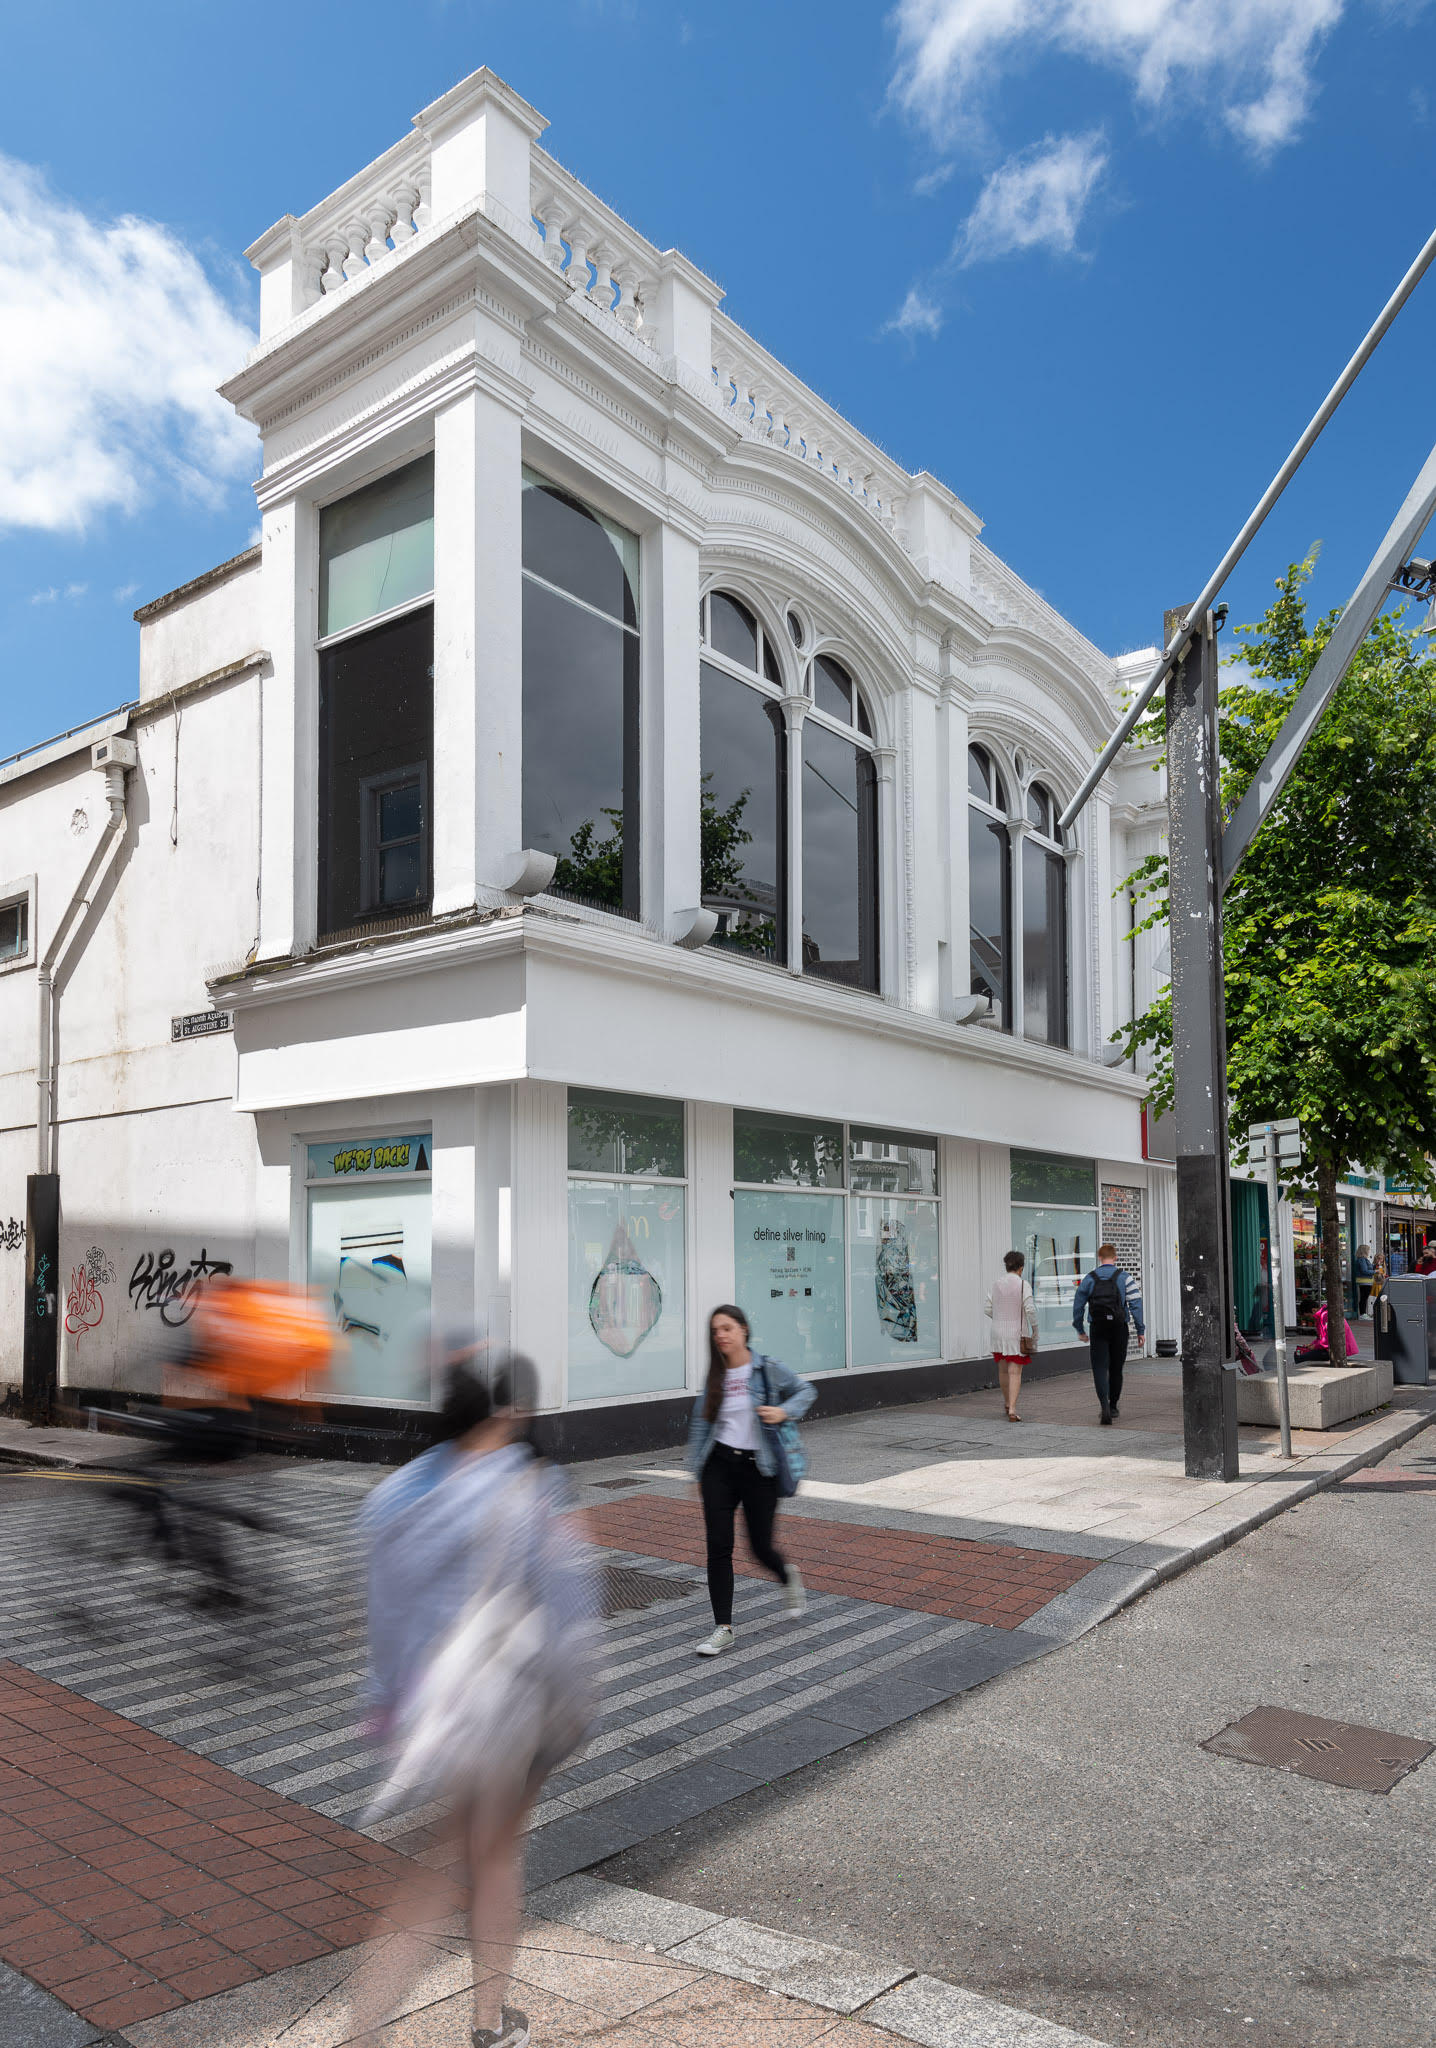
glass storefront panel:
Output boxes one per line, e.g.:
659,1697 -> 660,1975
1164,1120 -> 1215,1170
850,1197 -> 940,1365
733,1189 -> 846,1374
1011,1150 -> 1096,1207
568,1180 -> 686,1401
734,1110 -> 844,1188
848,1128 -> 937,1196
1013,1202 -> 1099,1347
1291,1202 -> 1321,1316
307,1177 -> 432,1402
567,1090 -> 684,1178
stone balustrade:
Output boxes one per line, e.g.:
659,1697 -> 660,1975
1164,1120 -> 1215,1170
529,147 -> 661,344
709,318 -> 908,541
304,138 -> 432,304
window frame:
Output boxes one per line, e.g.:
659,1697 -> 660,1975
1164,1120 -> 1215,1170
0,875 -> 36,978
358,761 -> 430,919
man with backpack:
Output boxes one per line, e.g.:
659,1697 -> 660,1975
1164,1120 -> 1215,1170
1073,1243 -> 1145,1425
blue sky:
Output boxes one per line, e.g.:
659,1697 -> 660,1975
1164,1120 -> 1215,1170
3,0 -> 1435,759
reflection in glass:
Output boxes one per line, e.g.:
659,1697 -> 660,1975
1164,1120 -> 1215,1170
567,1089 -> 685,1178
848,1128 -> 938,1195
709,591 -> 759,669
813,655 -> 852,723
700,661 -> 786,959
968,744 -> 1006,809
1012,1202 -> 1099,1347
968,809 -> 1010,1026
319,456 -> 435,639
1010,1150 -> 1096,1207
1022,835 -> 1069,1047
801,721 -> 878,990
318,606 -> 433,938
521,471 -> 638,624
734,1110 -> 845,1187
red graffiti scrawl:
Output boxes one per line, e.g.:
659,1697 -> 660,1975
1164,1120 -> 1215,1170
64,1266 -> 104,1335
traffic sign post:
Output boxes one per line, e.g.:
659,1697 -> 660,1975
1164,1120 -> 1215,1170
1251,1118 -> 1301,1457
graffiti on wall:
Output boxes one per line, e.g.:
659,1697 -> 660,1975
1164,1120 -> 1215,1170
128,1248 -> 234,1327
65,1246 -> 116,1336
1,1218 -> 24,1251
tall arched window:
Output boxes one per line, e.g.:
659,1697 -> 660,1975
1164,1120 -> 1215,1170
802,656 -> 879,990
521,469 -> 641,917
699,592 -> 786,959
698,596 -> 880,990
1022,783 -> 1068,1047
968,744 -> 1011,1027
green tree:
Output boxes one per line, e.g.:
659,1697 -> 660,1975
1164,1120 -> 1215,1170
552,777 -> 763,939
1120,557 -> 1436,1356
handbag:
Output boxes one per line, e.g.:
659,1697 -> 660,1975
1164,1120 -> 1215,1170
1019,1291 -> 1038,1358
758,1360 -> 806,1498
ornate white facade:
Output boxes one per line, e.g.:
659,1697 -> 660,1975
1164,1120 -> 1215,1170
0,68 -> 1173,1450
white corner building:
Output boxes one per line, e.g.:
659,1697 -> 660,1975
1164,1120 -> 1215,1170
0,67 -> 1175,1452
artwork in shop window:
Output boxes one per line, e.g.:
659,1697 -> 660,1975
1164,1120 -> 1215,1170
334,1231 -> 407,1346
588,1216 -> 663,1358
875,1215 -> 918,1344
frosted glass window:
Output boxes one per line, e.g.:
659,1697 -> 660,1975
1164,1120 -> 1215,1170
568,1181 -> 686,1400
319,457 -> 434,638
307,1179 -> 432,1402
1013,1202 -> 1099,1347
733,1189 -> 846,1374
850,1197 -> 940,1365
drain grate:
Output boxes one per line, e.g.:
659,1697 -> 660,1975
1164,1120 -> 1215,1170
601,1566 -> 698,1618
592,1477 -> 646,1491
1202,1707 -> 1433,1794
883,1437 -> 988,1455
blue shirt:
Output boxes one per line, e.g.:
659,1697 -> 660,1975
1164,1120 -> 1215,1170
1072,1264 -> 1144,1339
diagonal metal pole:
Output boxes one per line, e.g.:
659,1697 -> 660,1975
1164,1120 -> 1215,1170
1061,221 -> 1436,835
1221,438 -> 1436,884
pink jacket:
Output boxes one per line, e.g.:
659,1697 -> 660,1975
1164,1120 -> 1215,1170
1314,1305 -> 1359,1357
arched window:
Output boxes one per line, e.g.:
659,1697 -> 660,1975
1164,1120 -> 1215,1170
699,592 -> 786,960
698,595 -> 880,990
802,656 -> 878,990
521,468 -> 640,917
967,744 -> 1010,1027
1022,783 -> 1068,1047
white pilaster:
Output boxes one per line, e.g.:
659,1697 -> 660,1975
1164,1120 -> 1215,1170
475,391 -> 526,889
1006,816 -> 1029,1040
939,679 -> 971,1018
432,394 -> 480,915
474,1082 -> 515,1363
783,695 -> 808,975
976,1141 -> 1013,1331
430,1091 -> 477,1362
257,497 -> 318,961
689,1099 -> 734,1386
510,1078 -> 567,1410
941,1134 -> 982,1359
642,522 -> 703,936
907,687 -> 941,1015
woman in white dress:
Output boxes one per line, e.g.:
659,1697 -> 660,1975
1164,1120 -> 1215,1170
985,1249 -> 1038,1422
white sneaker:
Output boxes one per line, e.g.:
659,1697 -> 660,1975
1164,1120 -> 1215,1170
784,1566 -> 806,1615
696,1625 -> 735,1657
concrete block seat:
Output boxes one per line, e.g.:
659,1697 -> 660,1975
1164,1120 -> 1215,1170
1236,1359 -> 1394,1430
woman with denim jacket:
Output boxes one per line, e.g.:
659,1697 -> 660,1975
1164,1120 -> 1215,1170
686,1304 -> 816,1657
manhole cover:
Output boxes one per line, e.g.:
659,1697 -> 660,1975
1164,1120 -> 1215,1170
592,1477 -> 646,1491
884,1437 -> 987,1454
1202,1708 -> 1433,1794
601,1566 -> 697,1618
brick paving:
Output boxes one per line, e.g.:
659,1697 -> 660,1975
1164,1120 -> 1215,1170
581,1496 -> 1096,1627
0,1660 -> 457,2033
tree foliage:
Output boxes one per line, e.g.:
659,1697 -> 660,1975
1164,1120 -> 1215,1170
1119,557 -> 1436,1334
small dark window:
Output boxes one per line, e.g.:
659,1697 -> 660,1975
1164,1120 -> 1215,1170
361,766 -> 429,912
708,591 -> 759,670
1027,785 -> 1050,834
762,637 -> 782,687
318,606 -> 433,938
969,744 -> 1007,813
0,897 -> 28,961
786,611 -> 804,647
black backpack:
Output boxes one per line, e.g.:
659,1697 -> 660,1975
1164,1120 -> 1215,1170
1087,1269 -> 1124,1334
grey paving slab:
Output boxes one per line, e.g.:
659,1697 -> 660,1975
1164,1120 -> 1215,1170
526,1872 -> 725,1949
866,1972 -> 1111,2045
809,1676 -> 950,1732
0,1959 -> 110,2047
713,1713 -> 869,1781
665,1912 -> 911,2011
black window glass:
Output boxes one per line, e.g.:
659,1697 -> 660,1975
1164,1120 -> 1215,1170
567,1089 -> 685,1177
787,611 -> 803,646
734,1109 -> 844,1187
968,744 -> 991,803
1011,1149 -> 1095,1206
856,692 -> 873,738
521,476 -> 637,627
1027,785 -> 1049,833
0,899 -> 26,959
802,721 -> 878,991
700,661 -> 786,961
373,773 -> 425,907
318,606 -> 432,938
762,638 -> 781,687
709,591 -> 759,670
969,807 -> 1010,1028
520,512 -> 639,921
813,655 -> 853,723
1023,838 -> 1069,1047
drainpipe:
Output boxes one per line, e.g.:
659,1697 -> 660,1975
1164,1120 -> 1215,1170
35,744 -> 134,1175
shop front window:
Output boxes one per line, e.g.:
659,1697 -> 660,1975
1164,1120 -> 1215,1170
567,1089 -> 686,1401
1010,1148 -> 1098,1347
306,1134 -> 432,1402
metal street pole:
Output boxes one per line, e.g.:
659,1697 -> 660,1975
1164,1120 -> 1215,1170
1167,608 -> 1239,1480
1264,1130 -> 1293,1459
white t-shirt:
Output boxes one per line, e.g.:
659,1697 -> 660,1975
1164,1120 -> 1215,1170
715,1362 -> 758,1452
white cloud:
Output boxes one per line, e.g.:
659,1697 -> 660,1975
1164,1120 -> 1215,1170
882,286 -> 946,339
29,586 -> 59,604
958,132 -> 1108,263
0,156 -> 257,534
891,0 -> 1344,154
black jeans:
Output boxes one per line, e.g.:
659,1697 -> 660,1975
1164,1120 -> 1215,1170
1089,1321 -> 1129,1414
700,1440 -> 787,1626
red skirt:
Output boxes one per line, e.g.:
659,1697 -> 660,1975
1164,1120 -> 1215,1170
993,1352 -> 1027,1365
